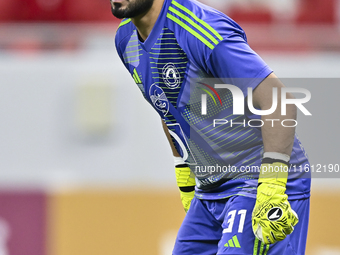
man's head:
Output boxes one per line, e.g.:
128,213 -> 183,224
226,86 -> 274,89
110,0 -> 155,19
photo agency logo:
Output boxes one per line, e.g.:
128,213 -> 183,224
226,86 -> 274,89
198,82 -> 312,128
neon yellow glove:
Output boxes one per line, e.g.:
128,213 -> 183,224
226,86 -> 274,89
252,160 -> 299,244
175,164 -> 196,213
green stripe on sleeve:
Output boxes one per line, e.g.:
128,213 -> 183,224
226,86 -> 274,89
167,13 -> 214,49
132,73 -> 138,83
133,68 -> 142,83
171,0 -> 223,41
133,68 -> 137,78
168,6 -> 219,45
136,76 -> 142,84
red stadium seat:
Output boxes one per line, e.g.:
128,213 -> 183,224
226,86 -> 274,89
0,0 -> 336,25
227,6 -> 273,24
0,0 -> 119,22
296,0 -> 336,24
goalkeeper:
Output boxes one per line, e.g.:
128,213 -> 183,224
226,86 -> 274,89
112,0 -> 310,254
164,79 -> 309,255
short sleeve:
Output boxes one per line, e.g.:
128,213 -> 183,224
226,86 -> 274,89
205,33 -> 273,96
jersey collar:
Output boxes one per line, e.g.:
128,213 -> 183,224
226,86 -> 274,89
137,0 -> 170,52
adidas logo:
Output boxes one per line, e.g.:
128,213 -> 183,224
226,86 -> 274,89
224,235 -> 241,248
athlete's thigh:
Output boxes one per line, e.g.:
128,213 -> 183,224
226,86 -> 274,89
173,197 -> 223,255
217,196 -> 310,255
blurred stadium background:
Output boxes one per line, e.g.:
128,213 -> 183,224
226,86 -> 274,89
0,0 -> 339,254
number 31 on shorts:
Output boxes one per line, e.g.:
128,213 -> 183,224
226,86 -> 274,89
223,210 -> 247,233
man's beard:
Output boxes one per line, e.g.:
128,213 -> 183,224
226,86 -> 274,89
111,0 -> 155,19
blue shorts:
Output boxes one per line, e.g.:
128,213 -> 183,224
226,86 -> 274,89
173,195 -> 309,255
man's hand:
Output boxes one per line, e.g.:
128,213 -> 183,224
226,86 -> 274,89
175,164 -> 196,213
252,160 -> 299,244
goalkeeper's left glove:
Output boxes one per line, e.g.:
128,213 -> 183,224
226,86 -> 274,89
252,156 -> 299,244
175,157 -> 195,213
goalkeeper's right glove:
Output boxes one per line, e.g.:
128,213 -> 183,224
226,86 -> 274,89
175,158 -> 196,213
252,158 -> 299,244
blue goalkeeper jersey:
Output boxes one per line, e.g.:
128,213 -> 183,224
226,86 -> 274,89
115,0 -> 311,200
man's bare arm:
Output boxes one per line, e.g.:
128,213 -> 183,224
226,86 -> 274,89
252,73 -> 297,156
252,74 -> 299,245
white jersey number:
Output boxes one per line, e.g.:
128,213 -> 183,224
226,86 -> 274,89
223,209 -> 247,234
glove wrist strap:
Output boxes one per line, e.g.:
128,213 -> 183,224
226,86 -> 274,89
179,186 -> 195,192
263,152 -> 290,162
259,158 -> 289,187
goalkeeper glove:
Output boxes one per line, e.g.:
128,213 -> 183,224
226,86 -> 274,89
175,157 -> 195,213
252,157 -> 299,244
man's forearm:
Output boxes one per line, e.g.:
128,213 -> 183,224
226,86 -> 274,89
253,73 -> 297,156
261,102 -> 296,156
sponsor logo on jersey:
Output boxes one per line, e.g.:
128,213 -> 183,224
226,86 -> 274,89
149,83 -> 169,116
162,63 -> 181,89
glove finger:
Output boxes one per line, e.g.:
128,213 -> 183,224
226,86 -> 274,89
273,225 -> 288,240
254,224 -> 265,243
291,209 -> 299,226
266,230 -> 283,244
260,232 -> 273,245
282,225 -> 293,235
